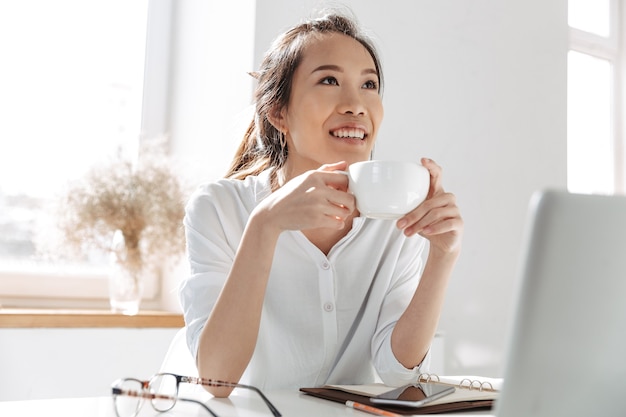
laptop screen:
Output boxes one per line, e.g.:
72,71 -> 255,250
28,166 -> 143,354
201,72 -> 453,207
496,190 -> 626,417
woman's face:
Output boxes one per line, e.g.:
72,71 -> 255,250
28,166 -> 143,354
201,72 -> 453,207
278,33 -> 383,176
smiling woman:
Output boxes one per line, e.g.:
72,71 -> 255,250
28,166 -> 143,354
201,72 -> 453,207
0,0 -> 171,308
179,10 -> 463,397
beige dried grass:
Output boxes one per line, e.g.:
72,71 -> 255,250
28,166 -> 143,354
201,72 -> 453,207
56,145 -> 187,276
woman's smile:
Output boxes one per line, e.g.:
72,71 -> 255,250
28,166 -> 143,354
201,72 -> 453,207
329,122 -> 368,140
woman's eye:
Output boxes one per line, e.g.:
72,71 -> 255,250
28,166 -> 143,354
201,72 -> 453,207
363,80 -> 378,90
320,76 -> 339,86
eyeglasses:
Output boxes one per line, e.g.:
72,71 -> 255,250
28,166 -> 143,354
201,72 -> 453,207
111,377 -> 218,417
111,374 -> 282,417
149,372 -> 282,417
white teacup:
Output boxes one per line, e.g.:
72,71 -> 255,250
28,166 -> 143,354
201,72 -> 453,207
341,160 -> 430,219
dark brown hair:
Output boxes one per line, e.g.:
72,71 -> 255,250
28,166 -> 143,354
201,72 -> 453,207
225,12 -> 383,188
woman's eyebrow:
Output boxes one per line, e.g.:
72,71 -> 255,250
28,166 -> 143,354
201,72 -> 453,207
311,64 -> 378,77
311,64 -> 343,74
362,68 -> 379,77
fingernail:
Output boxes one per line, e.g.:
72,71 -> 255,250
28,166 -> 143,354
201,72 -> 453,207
397,219 -> 407,229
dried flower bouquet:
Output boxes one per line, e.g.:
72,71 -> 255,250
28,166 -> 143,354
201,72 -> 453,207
56,145 -> 187,278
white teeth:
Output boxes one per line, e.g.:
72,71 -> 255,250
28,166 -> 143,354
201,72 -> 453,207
331,128 -> 366,139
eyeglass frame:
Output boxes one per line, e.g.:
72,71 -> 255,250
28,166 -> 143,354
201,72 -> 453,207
149,372 -> 282,417
111,377 -> 219,417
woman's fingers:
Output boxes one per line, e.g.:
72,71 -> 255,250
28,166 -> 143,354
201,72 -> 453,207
261,165 -> 356,231
395,158 -> 463,253
421,157 -> 443,198
400,192 -> 457,234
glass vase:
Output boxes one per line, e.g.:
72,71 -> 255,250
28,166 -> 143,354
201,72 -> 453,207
109,230 -> 143,315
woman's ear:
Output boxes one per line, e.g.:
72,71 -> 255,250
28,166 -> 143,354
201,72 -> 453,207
267,106 -> 287,133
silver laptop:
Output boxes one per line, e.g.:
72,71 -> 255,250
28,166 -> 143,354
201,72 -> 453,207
496,190 -> 626,417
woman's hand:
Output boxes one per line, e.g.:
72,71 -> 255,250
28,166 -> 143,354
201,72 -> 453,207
254,161 -> 356,232
396,158 -> 463,255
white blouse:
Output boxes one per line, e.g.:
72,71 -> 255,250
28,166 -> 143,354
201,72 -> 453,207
179,170 -> 431,389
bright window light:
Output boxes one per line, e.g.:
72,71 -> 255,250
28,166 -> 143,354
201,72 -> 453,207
0,0 -> 148,269
568,0 -> 610,36
567,51 -> 613,194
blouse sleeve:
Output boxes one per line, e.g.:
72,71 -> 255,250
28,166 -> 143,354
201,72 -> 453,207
178,183 -> 246,360
371,235 -> 432,386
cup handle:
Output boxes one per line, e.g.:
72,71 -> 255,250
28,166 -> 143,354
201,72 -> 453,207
334,170 -> 352,194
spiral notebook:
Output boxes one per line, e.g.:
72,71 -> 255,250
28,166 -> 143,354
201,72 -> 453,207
300,373 -> 500,414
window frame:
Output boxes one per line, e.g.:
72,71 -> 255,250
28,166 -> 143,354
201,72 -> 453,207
568,0 -> 626,193
0,0 -> 174,309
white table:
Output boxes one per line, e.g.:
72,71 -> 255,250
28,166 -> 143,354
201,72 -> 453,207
0,390 -> 494,417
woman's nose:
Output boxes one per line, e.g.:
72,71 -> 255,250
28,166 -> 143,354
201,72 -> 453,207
337,88 -> 366,115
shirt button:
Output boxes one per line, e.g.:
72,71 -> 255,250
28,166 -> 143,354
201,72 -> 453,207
321,261 -> 330,270
323,302 -> 334,312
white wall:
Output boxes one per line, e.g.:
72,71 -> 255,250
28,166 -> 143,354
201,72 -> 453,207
166,0 -> 568,378
167,0 -> 257,183
0,328 -> 178,401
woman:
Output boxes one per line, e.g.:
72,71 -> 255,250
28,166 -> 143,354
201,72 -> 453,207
179,11 -> 463,397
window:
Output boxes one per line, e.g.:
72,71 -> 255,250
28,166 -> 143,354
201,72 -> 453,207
568,0 -> 625,194
0,0 -> 170,307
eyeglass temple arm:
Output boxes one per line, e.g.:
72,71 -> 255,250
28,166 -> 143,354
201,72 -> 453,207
185,377 -> 281,417
178,397 -> 220,417
235,383 -> 282,417
112,387 -> 176,401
